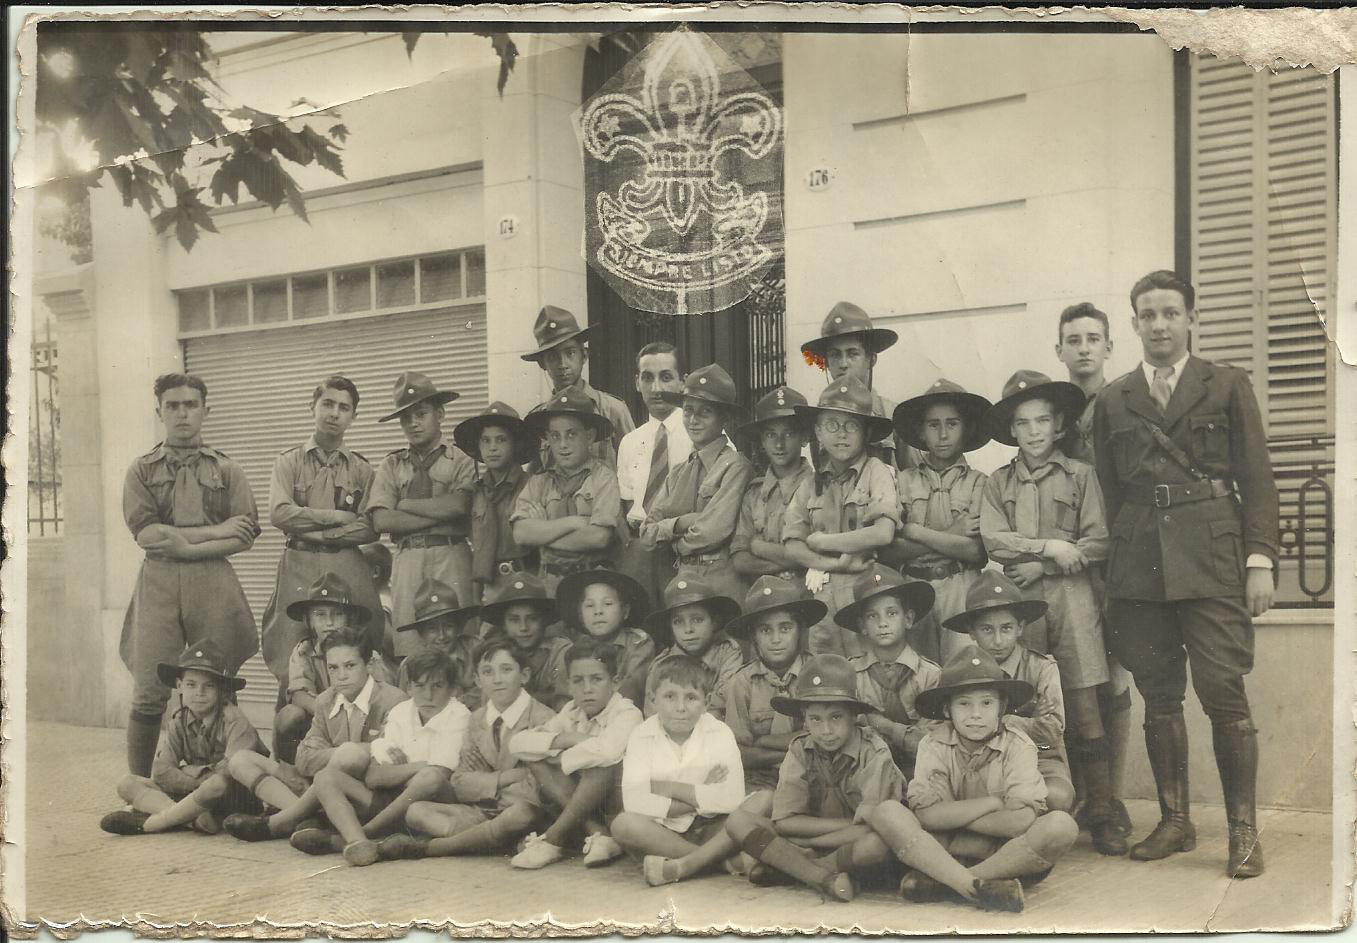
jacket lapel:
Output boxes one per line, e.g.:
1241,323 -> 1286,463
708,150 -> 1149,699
1161,357 -> 1211,431
1121,365 -> 1161,424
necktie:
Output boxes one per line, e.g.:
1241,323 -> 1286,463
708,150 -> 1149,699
345,702 -> 363,742
491,716 -> 504,751
1150,365 -> 1174,414
675,451 -> 706,515
473,473 -> 507,585
643,423 -> 669,512
867,662 -> 910,724
166,448 -> 208,526
312,451 -> 337,510
406,446 -> 443,500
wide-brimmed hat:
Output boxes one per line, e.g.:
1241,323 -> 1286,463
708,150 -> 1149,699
285,572 -> 372,625
520,306 -> 590,362
770,653 -> 878,716
915,644 -> 1035,721
156,639 -> 246,692
734,386 -> 808,445
893,379 -> 993,453
523,387 -> 615,441
642,575 -> 742,647
478,572 -> 557,626
453,401 -> 537,466
378,371 -> 460,423
987,370 -> 1086,447
800,302 -> 898,359
794,376 -> 894,444
556,568 -> 651,632
941,570 -> 1049,634
834,563 -> 936,631
659,364 -> 748,422
396,576 -> 481,633
725,575 -> 827,639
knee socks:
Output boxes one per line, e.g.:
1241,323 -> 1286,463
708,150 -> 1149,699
426,815 -> 518,857
127,711 -> 163,776
969,834 -> 1054,881
739,825 -> 837,891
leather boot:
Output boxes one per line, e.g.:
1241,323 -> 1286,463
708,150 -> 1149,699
1130,713 -> 1196,861
740,826 -> 855,902
1074,738 -> 1128,856
1213,719 -> 1264,879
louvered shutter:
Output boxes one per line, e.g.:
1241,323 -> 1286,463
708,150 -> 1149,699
1189,57 -> 1336,606
184,305 -> 489,722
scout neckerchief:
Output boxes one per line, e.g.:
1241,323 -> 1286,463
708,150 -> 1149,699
550,461 -> 592,515
473,466 -> 520,584
164,445 -> 210,525
866,650 -> 916,726
406,444 -> 445,500
805,738 -> 861,818
917,456 -> 971,528
173,699 -> 225,765
308,441 -> 356,511
758,659 -> 802,735
1013,455 -> 1063,539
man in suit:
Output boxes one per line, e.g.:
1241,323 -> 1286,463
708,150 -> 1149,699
1092,270 -> 1279,879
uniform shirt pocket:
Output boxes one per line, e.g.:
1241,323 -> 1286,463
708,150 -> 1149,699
749,707 -> 776,739
1189,414 -> 1231,472
1050,479 -> 1081,538
1208,517 -> 1244,587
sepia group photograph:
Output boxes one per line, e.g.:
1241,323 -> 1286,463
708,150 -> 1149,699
4,4 -> 1353,937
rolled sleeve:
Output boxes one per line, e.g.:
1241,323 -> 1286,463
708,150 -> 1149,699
122,464 -> 161,539
905,737 -> 953,811
781,479 -> 815,544
723,672 -> 755,746
1002,735 -> 1048,812
364,456 -> 402,515
222,461 -> 258,522
856,461 -> 901,529
286,645 -> 320,696
586,469 -> 622,528
509,476 -> 548,524
730,487 -> 758,555
1074,464 -> 1110,562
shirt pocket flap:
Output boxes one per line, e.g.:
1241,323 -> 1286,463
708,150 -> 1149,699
1189,413 -> 1230,435
1208,517 -> 1242,540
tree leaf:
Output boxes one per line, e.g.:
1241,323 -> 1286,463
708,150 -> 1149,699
209,159 -> 241,205
329,123 -> 349,143
401,30 -> 421,59
301,126 -> 345,177
475,32 -> 518,95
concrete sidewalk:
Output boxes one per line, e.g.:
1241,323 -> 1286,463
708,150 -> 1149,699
12,722 -> 1339,935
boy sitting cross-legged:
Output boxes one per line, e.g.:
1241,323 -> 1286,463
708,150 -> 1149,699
101,641 -> 268,837
392,638 -> 556,858
479,572 -> 573,709
557,569 -> 655,707
507,638 -> 645,870
642,575 -> 745,719
724,653 -> 902,903
223,627 -> 409,843
394,576 -> 481,709
868,645 -> 1079,914
610,654 -> 746,887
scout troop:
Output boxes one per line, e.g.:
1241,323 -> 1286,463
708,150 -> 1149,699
104,279 -> 1276,903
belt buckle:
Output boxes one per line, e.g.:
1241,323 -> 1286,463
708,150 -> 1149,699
1153,484 -> 1171,508
497,561 -> 514,575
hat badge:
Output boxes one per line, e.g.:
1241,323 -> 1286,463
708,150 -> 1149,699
320,589 -> 328,596
995,586 -> 1003,593
839,386 -> 848,393
194,650 -> 203,658
834,316 -> 843,324
407,387 -> 416,394
699,377 -> 708,385
513,580 -> 524,590
972,657 -> 981,666
677,580 -> 688,590
1018,381 -> 1027,389
812,675 -> 822,685
548,321 -> 558,329
763,587 -> 773,595
560,396 -> 568,404
431,594 -> 439,602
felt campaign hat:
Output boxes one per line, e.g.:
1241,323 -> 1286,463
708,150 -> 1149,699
453,401 -> 537,466
915,644 -> 1035,721
724,574 -> 828,639
800,301 -> 898,359
987,370 -> 1086,448
941,570 -> 1049,634
833,563 -> 936,631
520,306 -> 591,362
642,575 -> 742,647
892,378 -> 994,453
794,375 -> 894,444
733,386 -> 808,444
770,653 -> 878,716
478,571 -> 557,626
396,576 -> 481,633
379,371 -> 459,423
285,572 -> 372,625
659,364 -> 749,421
556,568 -> 651,633
523,386 -> 615,441
156,639 -> 247,692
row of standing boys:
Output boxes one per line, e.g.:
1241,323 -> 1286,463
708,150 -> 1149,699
105,275 -> 1274,908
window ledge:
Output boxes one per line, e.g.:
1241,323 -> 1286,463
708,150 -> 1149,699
1256,607 -> 1334,628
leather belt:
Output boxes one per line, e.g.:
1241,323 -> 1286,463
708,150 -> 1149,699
397,534 -> 467,550
677,551 -> 728,567
285,537 -> 343,553
1124,479 -> 1234,509
905,561 -> 976,581
542,559 -> 612,577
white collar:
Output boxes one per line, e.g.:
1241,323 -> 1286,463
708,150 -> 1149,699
417,697 -> 468,730
485,688 -> 531,729
330,674 -> 376,718
1142,351 -> 1190,387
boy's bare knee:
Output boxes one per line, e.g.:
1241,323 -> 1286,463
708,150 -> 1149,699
329,742 -> 369,773
724,808 -> 765,842
608,811 -> 643,843
116,774 -> 147,804
1045,778 -> 1075,813
195,773 -> 230,802
738,790 -> 774,816
407,767 -> 448,796
1033,810 -> 1078,854
274,705 -> 308,738
869,799 -> 912,829
227,751 -> 262,781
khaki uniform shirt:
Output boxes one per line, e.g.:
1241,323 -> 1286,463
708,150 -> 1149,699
724,656 -> 805,790
366,440 -> 476,539
907,723 -> 1048,813
640,438 -> 754,559
732,460 -> 813,565
772,726 -> 905,821
269,437 -> 376,544
511,459 -> 622,568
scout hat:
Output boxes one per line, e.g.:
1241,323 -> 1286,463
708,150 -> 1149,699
987,370 -> 1086,447
941,570 -> 1049,634
800,301 -> 898,359
521,305 -> 590,362
794,375 -> 894,444
892,379 -> 993,453
523,386 -> 614,442
156,639 -> 246,692
734,386 -> 808,445
660,363 -> 749,422
915,644 -> 1034,721
833,563 -> 936,631
770,653 -> 878,716
556,568 -> 651,633
642,575 -> 742,647
478,571 -> 557,626
453,401 -> 537,466
379,370 -> 459,423
725,574 -> 827,639
396,576 -> 481,633
285,572 -> 373,626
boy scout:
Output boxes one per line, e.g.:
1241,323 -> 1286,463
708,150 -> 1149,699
479,572 -> 573,709
367,371 -> 476,658
731,387 -> 814,585
261,376 -> 383,710
452,401 -> 536,601
799,301 -> 920,470
520,305 -> 634,467
121,373 -> 260,776
1092,270 -> 1279,878
638,364 -> 755,602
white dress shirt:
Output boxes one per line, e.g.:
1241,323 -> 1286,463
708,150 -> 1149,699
328,674 -> 376,720
370,697 -> 471,770
484,688 -> 533,730
621,712 -> 745,833
509,692 -> 643,775
617,408 -> 692,524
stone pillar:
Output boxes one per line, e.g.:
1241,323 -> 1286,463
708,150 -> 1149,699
481,35 -> 589,410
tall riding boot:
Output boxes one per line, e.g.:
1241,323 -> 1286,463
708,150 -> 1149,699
1073,738 -> 1128,856
1129,712 -> 1196,861
1212,720 -> 1264,878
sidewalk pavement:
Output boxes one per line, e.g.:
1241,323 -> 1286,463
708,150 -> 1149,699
11,722 -> 1338,935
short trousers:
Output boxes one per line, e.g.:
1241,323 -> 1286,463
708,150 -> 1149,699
168,777 -> 263,817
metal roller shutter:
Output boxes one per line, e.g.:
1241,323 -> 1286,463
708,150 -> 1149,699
183,305 -> 489,724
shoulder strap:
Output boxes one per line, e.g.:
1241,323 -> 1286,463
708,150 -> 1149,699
1134,413 -> 1208,481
